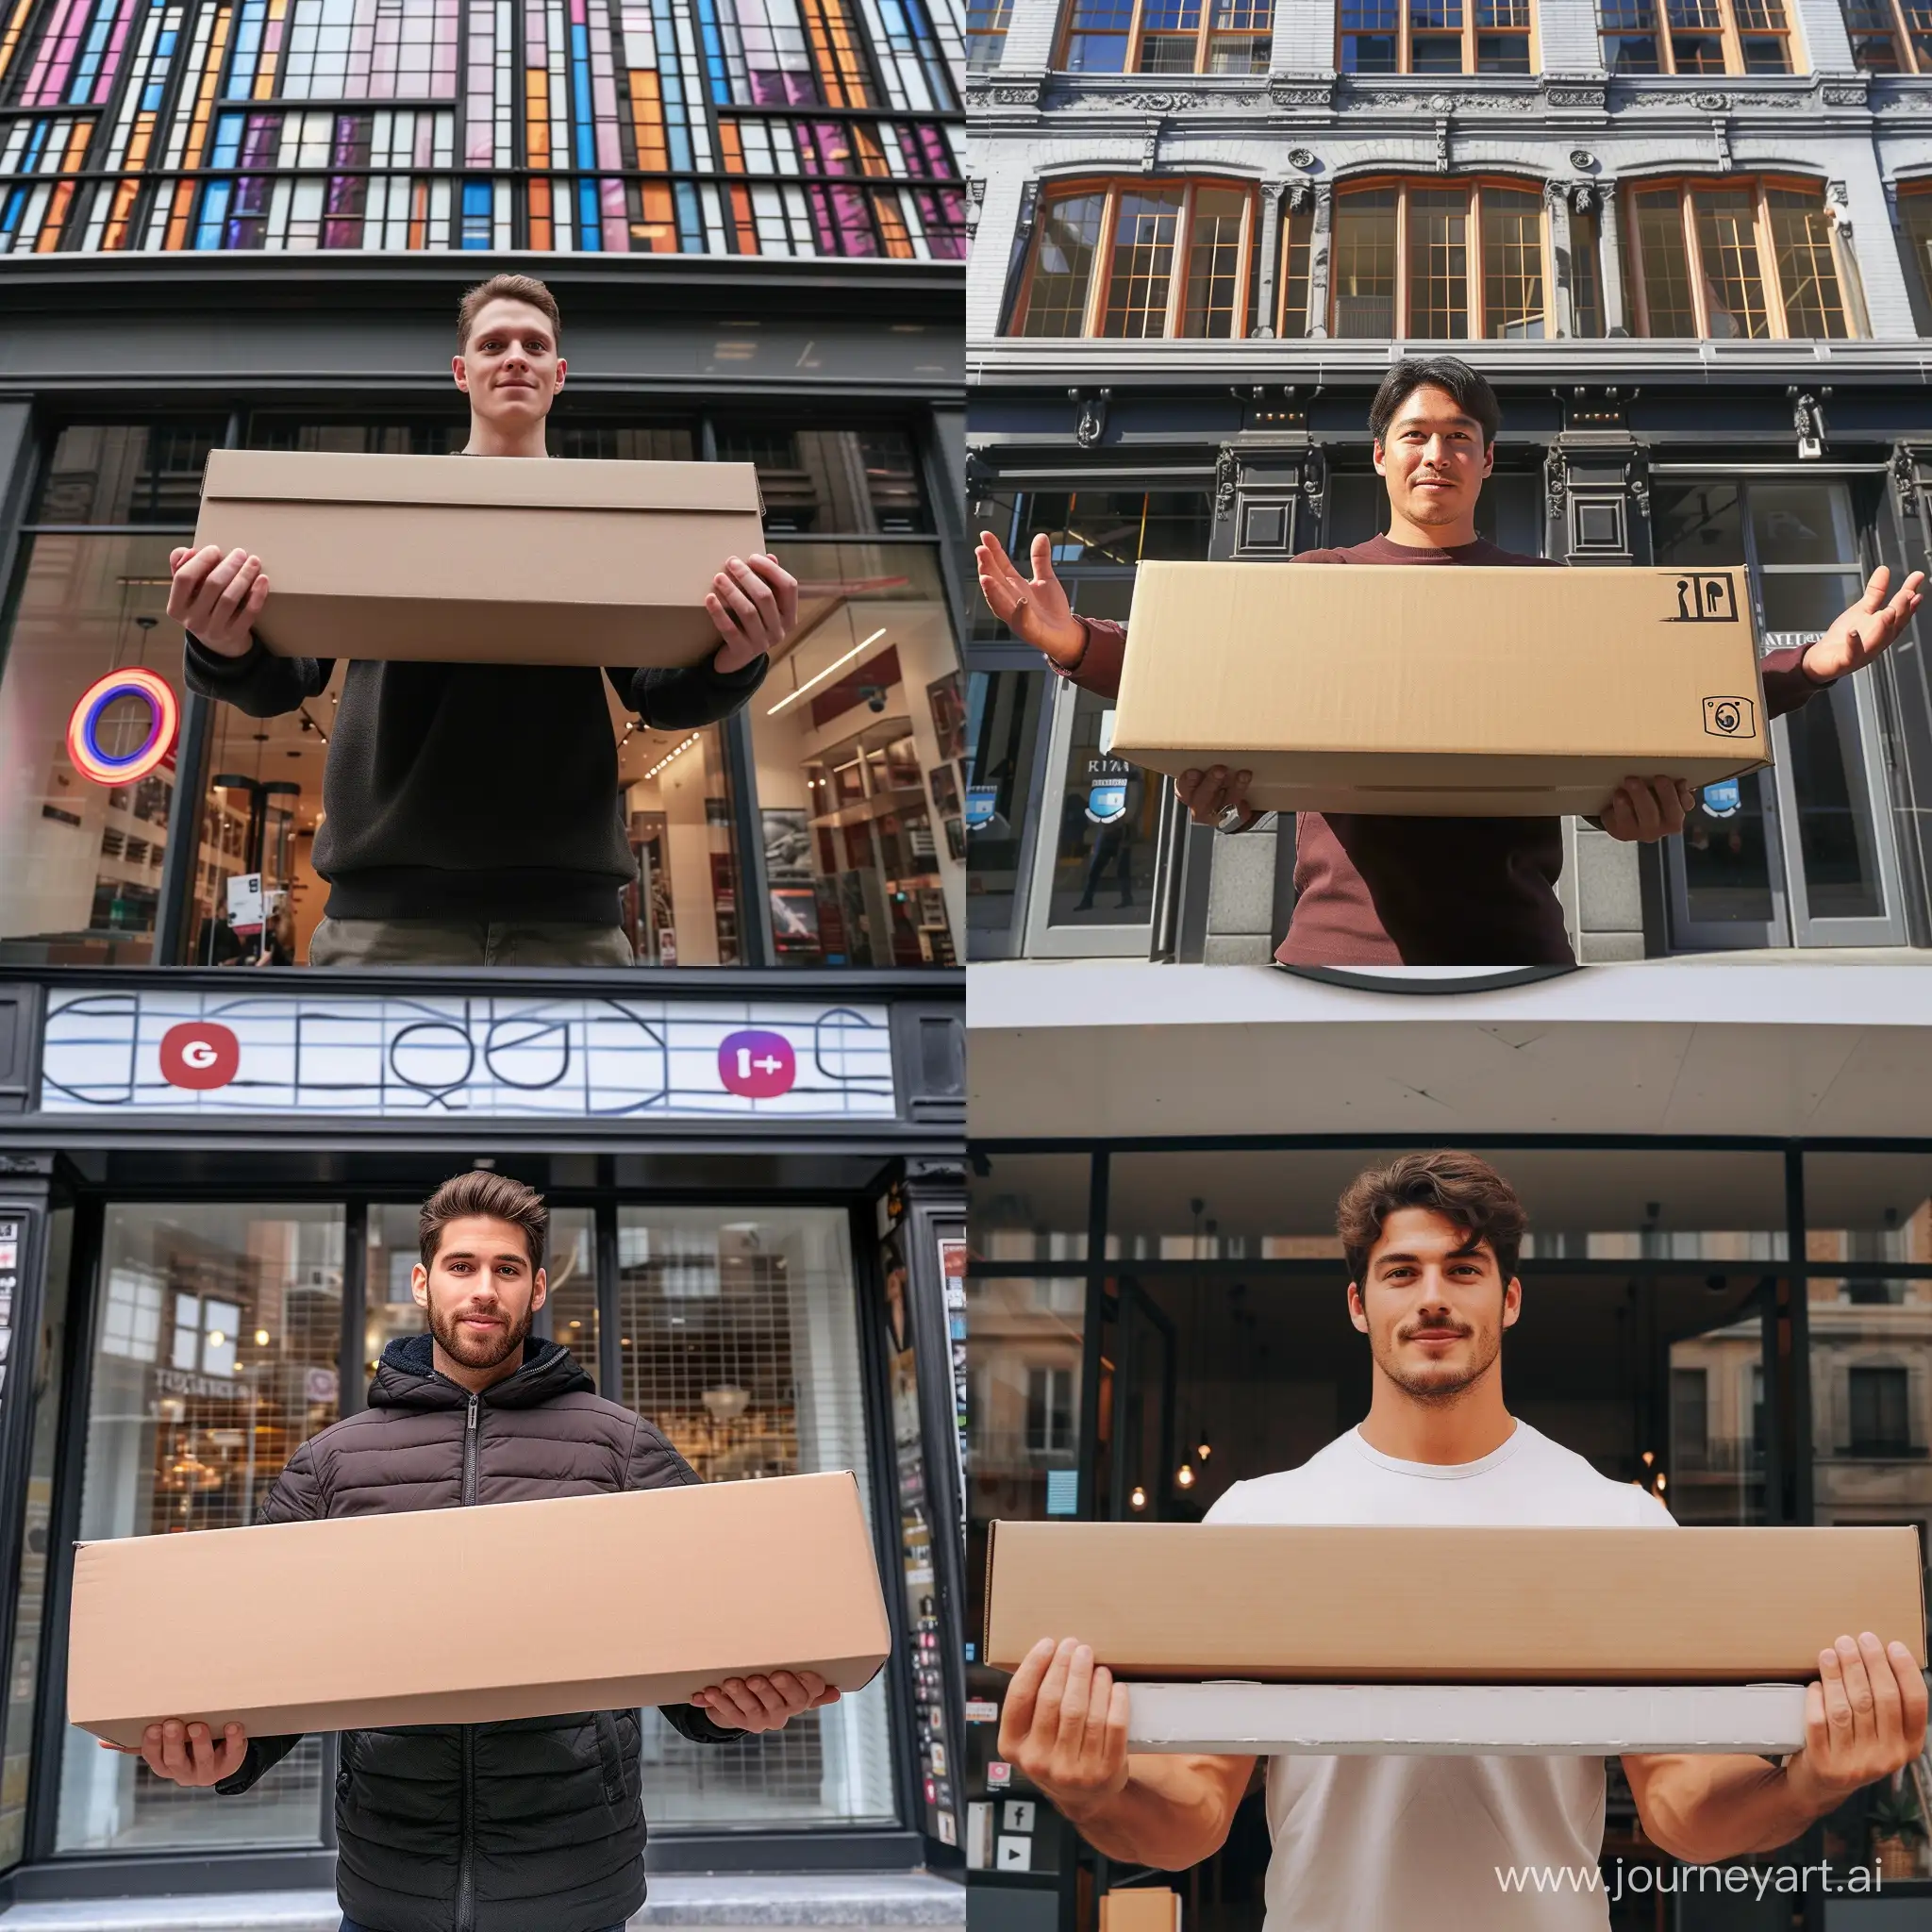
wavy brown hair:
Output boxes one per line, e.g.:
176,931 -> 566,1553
1337,1150 -> 1526,1286
419,1170 -> 548,1272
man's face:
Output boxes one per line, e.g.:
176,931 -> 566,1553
1373,383 -> 1494,529
453,299 -> 564,430
1348,1206 -> 1519,1402
412,1214 -> 548,1371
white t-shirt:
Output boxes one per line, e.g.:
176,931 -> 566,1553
1202,1420 -> 1676,1932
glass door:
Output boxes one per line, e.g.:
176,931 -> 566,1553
1656,479 -> 1907,951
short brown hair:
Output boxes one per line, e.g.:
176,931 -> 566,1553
1368,355 -> 1502,451
420,1170 -> 548,1272
1337,1151 -> 1526,1286
457,274 -> 560,351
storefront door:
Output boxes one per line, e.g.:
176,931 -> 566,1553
1655,479 -> 1909,951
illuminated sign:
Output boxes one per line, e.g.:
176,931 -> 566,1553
66,669 -> 179,787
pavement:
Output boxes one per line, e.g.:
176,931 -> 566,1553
0,1874 -> 966,1930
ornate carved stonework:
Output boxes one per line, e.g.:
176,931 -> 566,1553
1893,444 -> 1923,518
1269,75 -> 1335,108
1570,147 -> 1598,170
1821,78 -> 1870,108
1435,114 -> 1451,170
1287,146 -> 1317,169
1711,115 -> 1733,170
1790,388 -> 1827,460
965,178 -> 985,236
1072,389 -> 1112,451
1826,178 -> 1852,236
1546,83 -> 1607,109
1214,448 -> 1238,518
975,79 -> 1044,107
1690,90 -> 1731,111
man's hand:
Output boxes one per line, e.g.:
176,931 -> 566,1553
998,1637 -> 1131,1821
1803,566 -> 1925,684
1785,1635 -> 1929,1816
691,1669 -> 840,1735
706,554 -> 797,675
1600,775 -> 1698,843
99,1719 -> 249,1788
977,531 -> 1087,670
168,545 -> 268,658
1174,765 -> 1257,832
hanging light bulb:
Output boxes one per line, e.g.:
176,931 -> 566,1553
1196,1435 -> 1211,1461
1129,1485 -> 1147,1511
1641,1450 -> 1655,1467
1175,1462 -> 1195,1489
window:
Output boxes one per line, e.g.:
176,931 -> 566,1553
0,0 -> 962,256
615,1207 -> 895,1826
1340,0 -> 1531,72
1840,0 -> 1931,67
969,0 -> 1013,66
1025,1366 -> 1075,1454
58,1204 -> 344,1855
1672,1366 -> 1710,1470
1598,0 -> 1793,72
1012,179 -> 1257,338
1849,1367 -> 1914,1455
1328,178 -> 1550,340
1059,0 -> 1272,71
1624,179 -> 1850,339
1900,189 -> 1932,323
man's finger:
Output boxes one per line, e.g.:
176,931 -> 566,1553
1861,1633 -> 1905,1749
1103,1679 -> 1131,1769
1055,1643 -> 1095,1760
742,1674 -> 791,1720
1620,778 -> 1662,841
726,558 -> 779,626
1649,776 -> 1688,837
213,1724 -> 248,1779
1085,1660 -> 1113,1739
1000,1637 -> 1054,1748
1820,1643 -> 1857,1741
1860,565 -> 1890,612
705,592 -> 752,651
1030,531 -> 1058,582
1599,791 -> 1634,842
1839,1635 -> 1878,1736
1894,1642 -> 1929,1746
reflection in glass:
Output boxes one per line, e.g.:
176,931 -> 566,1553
614,1207 -> 893,1827
58,1204 -> 343,1854
963,669 -> 1047,951
753,543 -> 961,966
1046,683 -> 1158,931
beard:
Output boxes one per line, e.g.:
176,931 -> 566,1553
429,1298 -> 533,1372
1374,1318 -> 1502,1403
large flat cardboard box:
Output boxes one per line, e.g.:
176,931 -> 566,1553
1124,1682 -> 1810,1756
984,1523 -> 1926,1685
1108,562 -> 1773,817
70,1471 -> 888,1748
192,449 -> 765,668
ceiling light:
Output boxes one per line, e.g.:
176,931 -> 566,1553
642,733 -> 701,781
766,627 -> 887,716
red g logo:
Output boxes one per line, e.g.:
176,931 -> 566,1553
159,1022 -> 241,1091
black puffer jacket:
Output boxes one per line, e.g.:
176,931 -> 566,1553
217,1335 -> 735,1932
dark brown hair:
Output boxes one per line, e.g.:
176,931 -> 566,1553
420,1171 -> 548,1272
457,274 -> 560,351
1337,1150 -> 1526,1286
1368,355 -> 1502,451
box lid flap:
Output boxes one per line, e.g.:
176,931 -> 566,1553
201,448 -> 762,514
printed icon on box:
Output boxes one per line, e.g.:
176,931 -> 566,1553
1003,1801 -> 1038,1833
996,1837 -> 1034,1872
718,1029 -> 796,1099
1701,777 -> 1743,819
159,1022 -> 241,1092
1703,695 -> 1756,739
1671,574 -> 1740,623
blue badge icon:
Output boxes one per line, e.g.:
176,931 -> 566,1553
1701,778 -> 1742,820
964,785 -> 999,832
1085,780 -> 1128,824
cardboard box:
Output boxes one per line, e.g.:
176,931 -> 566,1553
983,1523 -> 1926,1685
1100,1889 -> 1181,1932
1108,562 -> 1773,816
70,1471 -> 889,1748
1124,1681 -> 1809,1757
192,449 -> 766,668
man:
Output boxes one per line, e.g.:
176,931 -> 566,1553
120,1170 -> 834,1932
999,1151 -> 1929,1930
170,274 -> 797,968
977,357 -> 1924,965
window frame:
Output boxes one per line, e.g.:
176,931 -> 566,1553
1598,0 -> 1798,75
1010,175 -> 1259,339
1337,0 -> 1537,75
1841,0 -> 1930,69
1621,174 -> 1854,341
1325,174 -> 1555,341
1057,0 -> 1274,75
1897,181 -> 1932,326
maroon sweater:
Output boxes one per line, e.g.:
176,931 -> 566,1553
1065,533 -> 1832,967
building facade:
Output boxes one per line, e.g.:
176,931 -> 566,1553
0,0 -> 970,1912
964,0 -> 1932,962
963,963 -> 1932,1929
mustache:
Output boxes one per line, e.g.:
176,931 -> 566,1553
1399,1317 -> 1474,1341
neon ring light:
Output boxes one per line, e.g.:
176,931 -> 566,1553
66,668 -> 180,786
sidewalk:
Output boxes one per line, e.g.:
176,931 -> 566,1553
0,1874 -> 966,1930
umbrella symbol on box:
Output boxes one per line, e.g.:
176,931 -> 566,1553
719,1029 -> 797,1100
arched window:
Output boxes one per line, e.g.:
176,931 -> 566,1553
1009,179 -> 1258,337
1326,177 -> 1553,339
1623,178 -> 1851,338
1340,0 -> 1532,74
1058,0 -> 1273,73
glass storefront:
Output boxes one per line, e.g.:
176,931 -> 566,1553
0,418 -> 965,971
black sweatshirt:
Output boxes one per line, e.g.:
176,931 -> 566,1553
185,643 -> 766,925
